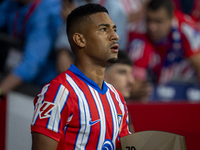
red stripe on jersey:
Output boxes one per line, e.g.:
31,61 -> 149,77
99,93 -> 114,140
61,70 -> 101,149
31,68 -> 130,150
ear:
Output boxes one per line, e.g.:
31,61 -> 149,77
73,33 -> 86,48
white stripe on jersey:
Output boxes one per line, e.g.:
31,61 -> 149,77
106,83 -> 125,116
106,83 -> 127,132
106,83 -> 130,134
32,84 -> 50,125
47,84 -> 69,133
89,86 -> 106,150
67,74 -> 91,150
106,90 -> 119,148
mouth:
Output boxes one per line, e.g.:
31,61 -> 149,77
110,42 -> 119,52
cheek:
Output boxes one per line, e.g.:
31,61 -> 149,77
160,22 -> 171,34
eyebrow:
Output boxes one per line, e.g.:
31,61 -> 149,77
98,24 -> 117,28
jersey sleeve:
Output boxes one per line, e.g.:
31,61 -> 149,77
31,80 -> 73,142
180,21 -> 200,57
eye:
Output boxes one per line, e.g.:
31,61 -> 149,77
101,28 -> 107,31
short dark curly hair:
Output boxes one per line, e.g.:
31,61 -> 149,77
66,3 -> 108,35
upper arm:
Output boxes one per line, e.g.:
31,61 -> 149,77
31,132 -> 58,150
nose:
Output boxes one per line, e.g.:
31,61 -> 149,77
110,30 -> 119,41
147,22 -> 157,33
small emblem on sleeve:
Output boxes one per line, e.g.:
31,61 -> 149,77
39,102 -> 56,119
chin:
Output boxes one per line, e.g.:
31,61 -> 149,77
107,57 -> 118,64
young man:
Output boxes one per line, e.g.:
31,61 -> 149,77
55,0 -> 129,73
104,51 -> 134,100
128,0 -> 200,101
31,3 -> 130,150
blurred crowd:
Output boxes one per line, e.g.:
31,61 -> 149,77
0,0 -> 200,102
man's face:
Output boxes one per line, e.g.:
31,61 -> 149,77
105,64 -> 134,99
83,12 -> 119,66
146,7 -> 172,43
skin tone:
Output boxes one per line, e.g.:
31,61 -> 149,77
32,12 -> 120,150
72,12 -> 119,89
146,7 -> 172,43
105,64 -> 134,99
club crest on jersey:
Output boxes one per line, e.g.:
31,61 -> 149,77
39,101 -> 56,119
117,114 -> 122,128
102,139 -> 114,150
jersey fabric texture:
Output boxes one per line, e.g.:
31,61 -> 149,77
0,0 -> 62,85
31,64 -> 130,150
128,11 -> 200,101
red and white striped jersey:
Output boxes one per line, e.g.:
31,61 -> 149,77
31,64 -> 130,150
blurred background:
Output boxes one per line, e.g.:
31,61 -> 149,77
0,0 -> 200,149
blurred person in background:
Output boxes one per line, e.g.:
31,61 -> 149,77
104,50 -> 150,133
104,50 -> 134,100
127,0 -> 200,101
172,0 -> 200,30
121,0 -> 150,35
0,0 -> 62,97
55,0 -> 75,73
105,50 -> 152,102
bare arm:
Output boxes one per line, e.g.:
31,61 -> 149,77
0,73 -> 22,95
31,132 -> 58,150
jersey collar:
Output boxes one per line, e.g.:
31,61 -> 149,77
68,64 -> 108,94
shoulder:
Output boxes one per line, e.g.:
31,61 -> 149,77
33,71 -> 75,104
128,33 -> 154,57
175,15 -> 200,52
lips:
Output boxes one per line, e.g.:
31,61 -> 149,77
110,42 -> 119,52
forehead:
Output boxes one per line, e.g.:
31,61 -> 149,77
110,63 -> 132,71
147,7 -> 171,20
87,12 -> 115,27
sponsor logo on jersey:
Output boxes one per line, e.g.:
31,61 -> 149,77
39,101 -> 56,119
89,118 -> 100,126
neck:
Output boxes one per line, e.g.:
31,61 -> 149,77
74,61 -> 105,90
